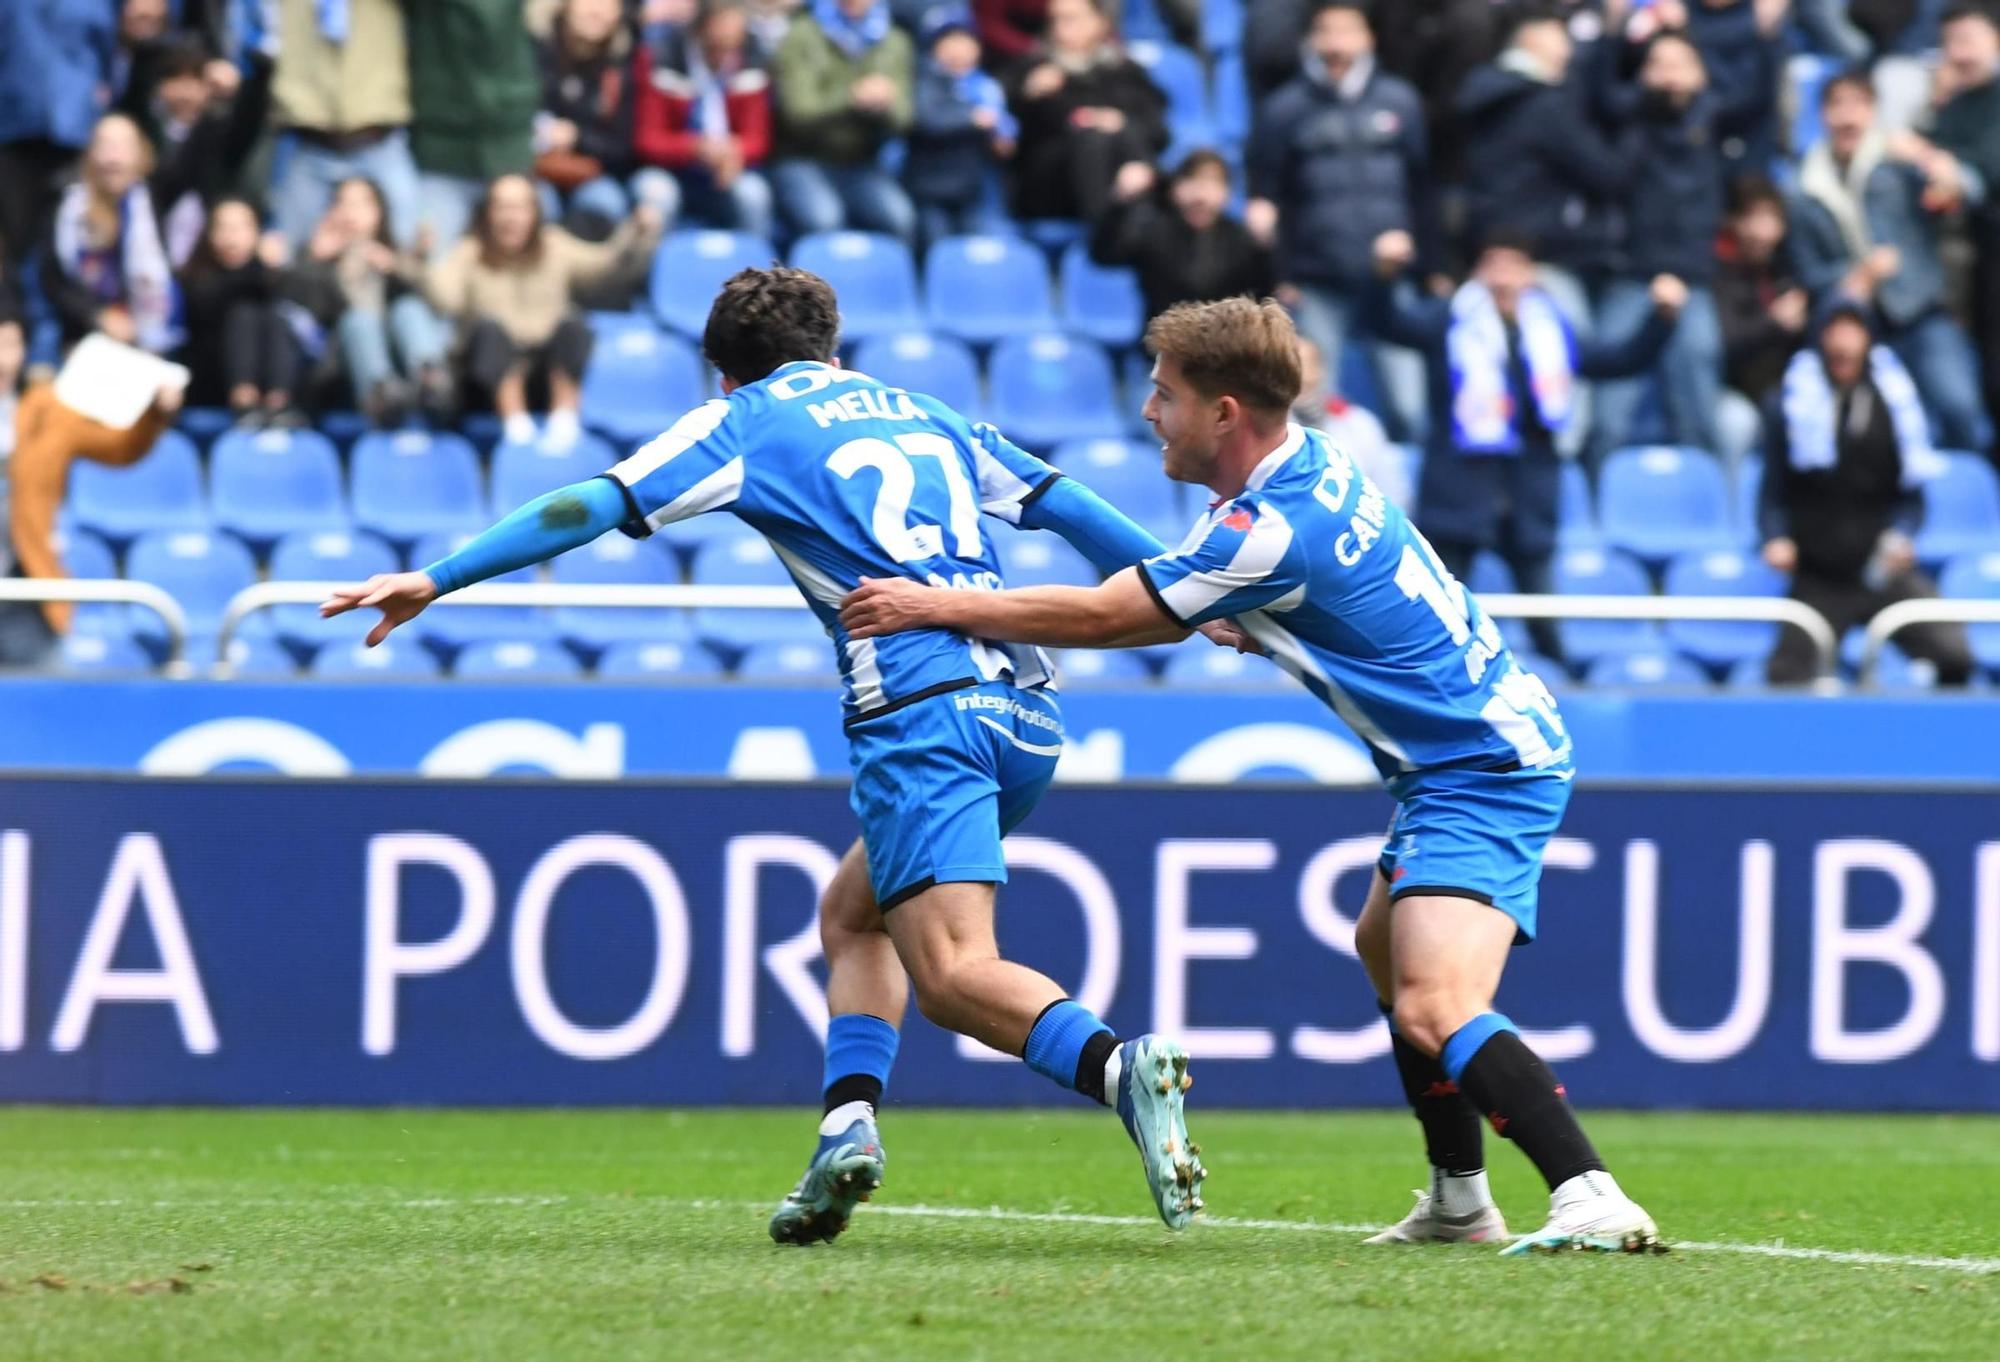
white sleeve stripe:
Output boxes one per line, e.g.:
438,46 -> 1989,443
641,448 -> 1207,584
972,442 -> 1037,519
1158,509 -> 1295,620
644,456 -> 745,528
609,399 -> 732,487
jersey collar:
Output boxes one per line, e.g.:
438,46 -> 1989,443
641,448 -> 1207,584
1244,423 -> 1308,493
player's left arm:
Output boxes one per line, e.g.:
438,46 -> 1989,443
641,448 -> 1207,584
842,567 -> 1188,649
962,419 -> 1168,573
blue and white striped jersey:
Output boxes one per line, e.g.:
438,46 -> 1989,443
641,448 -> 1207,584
605,360 -> 1059,721
1138,425 -> 1573,779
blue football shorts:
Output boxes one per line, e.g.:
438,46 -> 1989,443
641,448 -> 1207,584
846,681 -> 1064,910
1375,762 -> 1575,942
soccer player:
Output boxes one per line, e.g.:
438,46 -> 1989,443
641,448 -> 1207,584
840,297 -> 1663,1255
319,267 -> 1206,1243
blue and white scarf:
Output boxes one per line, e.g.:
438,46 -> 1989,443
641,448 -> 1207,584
52,183 -> 181,355
812,0 -> 889,58
686,42 -> 731,134
1445,281 -> 1575,455
1779,344 -> 1938,485
952,67 -> 1018,140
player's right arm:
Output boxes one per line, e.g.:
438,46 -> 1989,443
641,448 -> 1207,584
843,568 -> 1189,649
318,477 -> 630,646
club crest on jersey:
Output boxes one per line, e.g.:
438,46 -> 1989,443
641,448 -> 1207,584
1221,508 -> 1255,533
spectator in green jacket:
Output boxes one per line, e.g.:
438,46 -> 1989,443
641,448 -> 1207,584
769,0 -> 916,242
406,0 -> 541,260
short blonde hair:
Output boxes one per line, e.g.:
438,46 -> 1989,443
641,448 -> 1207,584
1143,297 -> 1303,418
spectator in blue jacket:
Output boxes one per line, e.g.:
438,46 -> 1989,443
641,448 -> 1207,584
904,9 -> 1016,247
1248,0 -> 1435,440
1588,24 -> 1777,462
1686,0 -> 1791,179
1361,226 -> 1686,665
0,0 -> 119,272
1455,8 -> 1635,345
1791,69 -> 1993,454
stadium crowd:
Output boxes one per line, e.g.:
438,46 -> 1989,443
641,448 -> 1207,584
0,0 -> 1998,686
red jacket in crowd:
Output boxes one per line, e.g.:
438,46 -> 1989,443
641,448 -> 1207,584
631,34 -> 773,172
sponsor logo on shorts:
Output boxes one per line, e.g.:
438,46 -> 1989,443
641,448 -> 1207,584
953,692 -> 1062,734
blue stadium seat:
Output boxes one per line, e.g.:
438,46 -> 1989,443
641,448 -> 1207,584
1121,347 -> 1160,437
790,232 -> 923,339
1734,454 -> 1764,546
317,409 -> 371,453
311,639 -> 443,679
1598,445 -> 1736,564
124,530 -> 260,647
1868,642 -> 1946,690
410,530 -> 554,652
267,529 -> 403,650
218,633 -> 298,677
595,640 -> 724,678
1941,552 -> 2000,673
1913,452 -> 2000,567
350,430 -> 486,548
1788,54 -> 1838,155
209,427 -> 348,548
924,234 -> 1055,343
56,631 -> 155,674
68,428 -> 207,544
992,527 -> 1099,587
735,640 -> 838,680
176,407 -> 234,449
1727,656 -> 1772,689
849,332 -> 982,417
52,526 -> 128,637
580,323 -> 708,444
1662,549 -> 1788,671
454,639 -> 583,679
988,334 -> 1124,449
1212,51 -> 1250,146
650,228 -> 775,337
490,432 -> 616,513
1552,545 -> 1660,661
689,526 -> 825,655
1585,649 -> 1711,688
1201,0 -> 1244,55
1558,461 -> 1599,547
1051,437 -> 1186,541
1467,552 -> 1530,651
1160,644 -> 1290,688
1058,244 -> 1145,349
550,530 -> 692,653
1120,0 -> 1172,43
1054,648 -> 1156,687
1128,41 -> 1215,159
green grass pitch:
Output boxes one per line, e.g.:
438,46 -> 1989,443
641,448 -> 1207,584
3,1107 -> 1996,1361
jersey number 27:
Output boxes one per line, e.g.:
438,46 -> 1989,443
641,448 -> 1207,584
828,434 -> 982,564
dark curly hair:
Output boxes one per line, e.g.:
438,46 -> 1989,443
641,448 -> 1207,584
702,266 -> 841,386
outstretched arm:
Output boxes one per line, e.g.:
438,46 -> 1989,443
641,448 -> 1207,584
1017,476 -> 1168,574
842,568 -> 1188,649
320,476 -> 630,645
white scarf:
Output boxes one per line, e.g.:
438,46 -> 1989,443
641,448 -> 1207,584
1779,343 -> 1936,485
1799,132 -> 1885,262
52,182 -> 179,354
1446,281 -> 1575,455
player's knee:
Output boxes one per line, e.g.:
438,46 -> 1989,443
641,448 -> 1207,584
1391,990 -> 1468,1058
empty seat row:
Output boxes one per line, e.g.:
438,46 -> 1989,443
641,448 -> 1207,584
652,230 -> 1145,348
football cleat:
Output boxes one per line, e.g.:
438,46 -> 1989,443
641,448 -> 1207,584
1363,1188 -> 1510,1245
1114,1035 -> 1205,1230
767,1115 -> 885,1246
1500,1171 -> 1666,1256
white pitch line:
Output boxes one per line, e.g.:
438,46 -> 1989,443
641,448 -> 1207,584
7,1195 -> 1997,1276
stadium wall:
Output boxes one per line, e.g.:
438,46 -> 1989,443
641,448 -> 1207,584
0,775 -> 1994,1110
2,678 -> 1999,781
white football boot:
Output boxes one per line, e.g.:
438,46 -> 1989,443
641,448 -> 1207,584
1500,1170 -> 1665,1256
1364,1181 -> 1509,1246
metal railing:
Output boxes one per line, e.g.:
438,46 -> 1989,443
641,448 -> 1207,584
213,581 -> 807,673
0,578 -> 191,672
1858,600 -> 2000,686
1478,592 -> 1840,683
210,582 -> 1845,684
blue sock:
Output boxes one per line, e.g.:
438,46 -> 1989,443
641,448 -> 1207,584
822,1013 -> 898,1114
1439,1011 -> 1519,1084
1023,999 -> 1114,1095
